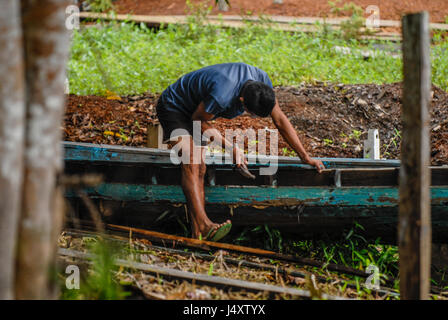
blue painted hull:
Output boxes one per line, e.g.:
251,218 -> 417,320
63,142 -> 448,243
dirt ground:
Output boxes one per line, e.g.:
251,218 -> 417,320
112,0 -> 448,23
64,82 -> 448,165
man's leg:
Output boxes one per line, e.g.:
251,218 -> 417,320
172,136 -> 230,239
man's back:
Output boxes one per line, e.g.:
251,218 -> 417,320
160,62 -> 272,119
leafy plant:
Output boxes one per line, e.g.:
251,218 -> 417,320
382,128 -> 401,158
85,0 -> 115,13
328,0 -> 373,40
350,130 -> 362,140
60,238 -> 129,300
233,224 -> 283,252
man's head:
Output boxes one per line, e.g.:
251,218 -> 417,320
240,80 -> 276,118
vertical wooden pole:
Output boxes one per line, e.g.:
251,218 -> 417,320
0,0 -> 26,300
399,12 -> 432,300
15,0 -> 70,299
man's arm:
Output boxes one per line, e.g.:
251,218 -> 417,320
192,102 -> 247,167
270,100 -> 325,173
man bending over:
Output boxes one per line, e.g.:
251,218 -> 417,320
156,62 -> 325,241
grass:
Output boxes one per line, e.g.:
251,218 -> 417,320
60,238 -> 130,300
68,17 -> 447,96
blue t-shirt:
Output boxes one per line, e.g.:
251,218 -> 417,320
160,63 -> 273,119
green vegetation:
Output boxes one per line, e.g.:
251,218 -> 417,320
70,21 -> 393,95
68,17 -> 448,96
234,224 -> 284,252
288,223 -> 400,291
328,0 -> 373,40
60,238 -> 129,300
382,128 -> 401,158
85,0 -> 115,13
230,222 -> 400,295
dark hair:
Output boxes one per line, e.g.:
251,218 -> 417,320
241,81 -> 275,117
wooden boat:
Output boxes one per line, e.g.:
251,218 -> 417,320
64,141 -> 448,243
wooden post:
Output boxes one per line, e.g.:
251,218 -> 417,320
399,12 -> 432,300
147,121 -> 168,149
0,0 -> 26,300
15,0 -> 71,299
363,129 -> 380,160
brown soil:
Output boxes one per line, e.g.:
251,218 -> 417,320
112,0 -> 448,23
64,83 -> 448,164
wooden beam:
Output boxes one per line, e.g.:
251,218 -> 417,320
146,120 -> 167,149
77,12 -> 403,41
63,141 -> 402,168
399,12 -> 432,300
78,12 -> 448,32
106,224 -> 369,278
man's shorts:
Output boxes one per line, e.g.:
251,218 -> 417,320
156,95 -> 207,147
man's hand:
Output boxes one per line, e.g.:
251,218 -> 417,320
307,158 -> 325,173
232,145 -> 247,168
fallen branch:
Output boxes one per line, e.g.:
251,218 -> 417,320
106,224 -> 370,278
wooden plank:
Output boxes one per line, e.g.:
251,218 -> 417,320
66,198 -> 448,243
63,159 -> 446,187
57,248 -> 346,299
399,12 -> 432,300
80,12 -> 400,41
65,183 -> 448,207
63,141 -> 402,167
340,168 -> 399,186
146,121 -> 167,149
78,12 -> 448,31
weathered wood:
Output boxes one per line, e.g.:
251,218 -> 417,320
15,0 -> 70,299
77,12 -> 448,42
399,12 -> 432,300
65,183 -> 448,207
65,196 -> 448,243
363,129 -> 380,160
146,121 -> 167,149
63,141 -> 402,168
58,247 -> 346,299
0,0 -> 26,300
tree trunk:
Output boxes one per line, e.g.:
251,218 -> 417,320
0,0 -> 26,300
15,0 -> 70,299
